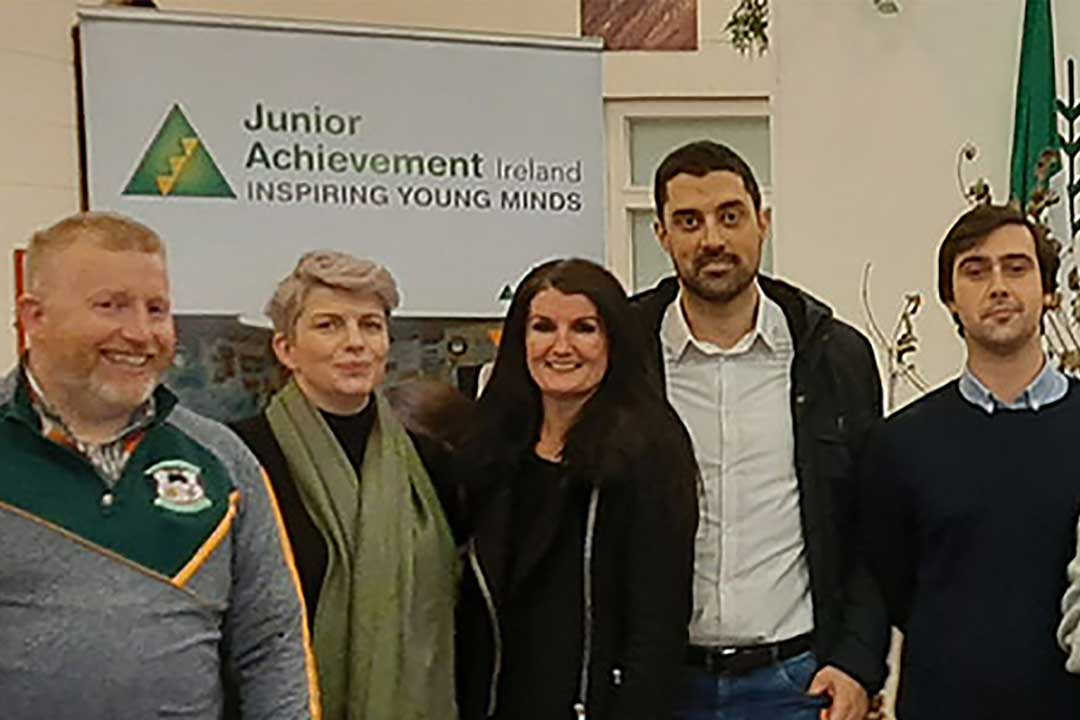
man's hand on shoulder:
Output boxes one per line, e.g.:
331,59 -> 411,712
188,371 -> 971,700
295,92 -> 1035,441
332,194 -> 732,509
808,664 -> 869,720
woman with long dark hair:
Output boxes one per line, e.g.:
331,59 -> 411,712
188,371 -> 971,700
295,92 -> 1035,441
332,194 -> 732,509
457,258 -> 699,720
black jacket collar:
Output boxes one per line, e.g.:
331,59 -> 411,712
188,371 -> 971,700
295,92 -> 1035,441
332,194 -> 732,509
631,274 -> 833,357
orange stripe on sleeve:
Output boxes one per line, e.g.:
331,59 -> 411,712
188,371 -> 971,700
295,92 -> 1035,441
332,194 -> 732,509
172,491 -> 240,588
259,467 -> 322,720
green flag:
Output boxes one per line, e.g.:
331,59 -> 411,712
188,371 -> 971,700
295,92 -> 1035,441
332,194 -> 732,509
1009,0 -> 1061,207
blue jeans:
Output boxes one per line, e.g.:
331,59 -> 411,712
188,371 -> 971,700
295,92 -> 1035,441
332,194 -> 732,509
673,651 -> 831,720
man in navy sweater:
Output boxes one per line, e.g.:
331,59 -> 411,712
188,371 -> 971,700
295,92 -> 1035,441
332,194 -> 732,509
861,202 -> 1080,718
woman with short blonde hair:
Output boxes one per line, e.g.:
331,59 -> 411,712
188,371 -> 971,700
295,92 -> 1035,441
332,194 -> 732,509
231,250 -> 461,720
265,250 -> 400,339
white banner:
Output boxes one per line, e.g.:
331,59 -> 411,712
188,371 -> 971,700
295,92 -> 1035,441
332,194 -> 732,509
78,9 -> 604,317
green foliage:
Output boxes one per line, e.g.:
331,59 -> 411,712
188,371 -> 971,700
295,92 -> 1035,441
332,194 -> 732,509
726,0 -> 769,56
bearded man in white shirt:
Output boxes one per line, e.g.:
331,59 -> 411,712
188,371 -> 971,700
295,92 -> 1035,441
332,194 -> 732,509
632,140 -> 888,720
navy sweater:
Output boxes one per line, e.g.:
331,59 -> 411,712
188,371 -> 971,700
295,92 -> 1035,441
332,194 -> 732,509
862,380 -> 1080,719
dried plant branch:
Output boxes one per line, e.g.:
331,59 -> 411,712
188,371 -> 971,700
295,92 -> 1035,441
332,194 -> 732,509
861,263 -> 927,409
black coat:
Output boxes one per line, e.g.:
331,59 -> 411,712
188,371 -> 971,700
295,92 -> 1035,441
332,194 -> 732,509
631,275 -> 890,692
456,437 -> 698,720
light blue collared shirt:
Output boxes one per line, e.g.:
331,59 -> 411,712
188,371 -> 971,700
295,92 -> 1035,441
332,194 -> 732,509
958,356 -> 1069,414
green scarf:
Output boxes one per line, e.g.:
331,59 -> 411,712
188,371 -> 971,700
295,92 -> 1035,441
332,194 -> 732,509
265,379 -> 459,720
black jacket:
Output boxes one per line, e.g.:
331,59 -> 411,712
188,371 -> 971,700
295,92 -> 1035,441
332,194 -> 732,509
631,274 -> 890,692
457,439 -> 698,720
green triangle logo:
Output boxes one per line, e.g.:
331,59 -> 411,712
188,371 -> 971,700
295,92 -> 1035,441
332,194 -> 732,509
123,104 -> 235,198
498,284 -> 513,301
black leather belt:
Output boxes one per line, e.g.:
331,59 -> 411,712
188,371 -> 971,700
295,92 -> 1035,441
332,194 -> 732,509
686,633 -> 813,676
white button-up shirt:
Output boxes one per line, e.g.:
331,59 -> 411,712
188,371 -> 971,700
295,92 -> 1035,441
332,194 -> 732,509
661,282 -> 814,646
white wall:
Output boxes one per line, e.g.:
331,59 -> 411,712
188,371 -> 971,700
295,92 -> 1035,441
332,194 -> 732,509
773,0 -> 1080,404
0,0 -> 84,363
163,0 -> 580,36
603,0 -> 774,97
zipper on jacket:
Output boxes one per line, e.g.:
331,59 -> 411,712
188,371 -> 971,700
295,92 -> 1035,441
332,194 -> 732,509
468,539 -> 502,718
574,487 -> 601,720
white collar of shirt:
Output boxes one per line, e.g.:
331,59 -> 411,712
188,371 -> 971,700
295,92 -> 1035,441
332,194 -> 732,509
958,355 -> 1069,414
661,280 -> 792,361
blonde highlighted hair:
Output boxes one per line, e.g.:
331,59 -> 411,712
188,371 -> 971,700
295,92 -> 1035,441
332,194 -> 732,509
266,250 -> 400,338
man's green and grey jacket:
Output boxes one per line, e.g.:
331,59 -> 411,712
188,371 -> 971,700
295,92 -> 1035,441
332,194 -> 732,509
0,369 -> 321,719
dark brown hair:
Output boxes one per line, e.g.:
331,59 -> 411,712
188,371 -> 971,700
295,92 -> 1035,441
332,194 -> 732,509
937,203 -> 1059,334
385,377 -> 475,451
653,140 -> 762,223
467,258 -> 698,505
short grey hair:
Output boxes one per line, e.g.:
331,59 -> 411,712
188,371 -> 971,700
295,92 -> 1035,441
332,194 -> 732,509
266,250 -> 400,337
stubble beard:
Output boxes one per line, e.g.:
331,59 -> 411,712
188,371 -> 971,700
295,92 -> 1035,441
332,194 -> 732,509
677,255 -> 757,305
90,370 -> 160,413
77,353 -> 172,424
968,310 -> 1041,359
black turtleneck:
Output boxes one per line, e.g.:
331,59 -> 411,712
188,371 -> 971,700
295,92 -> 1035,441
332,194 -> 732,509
320,398 -> 377,477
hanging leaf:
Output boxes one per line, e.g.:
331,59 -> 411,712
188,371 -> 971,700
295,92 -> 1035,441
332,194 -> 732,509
726,0 -> 769,55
